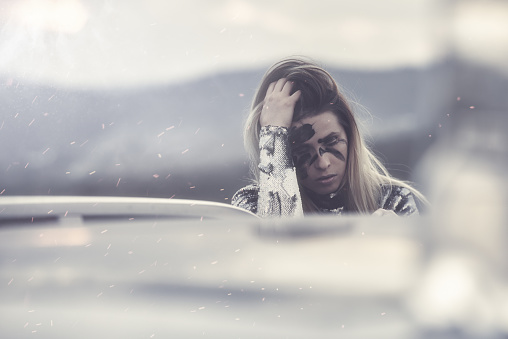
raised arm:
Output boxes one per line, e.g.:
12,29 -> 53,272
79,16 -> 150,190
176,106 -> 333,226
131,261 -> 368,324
232,78 -> 304,217
255,125 -> 303,217
258,78 -> 303,217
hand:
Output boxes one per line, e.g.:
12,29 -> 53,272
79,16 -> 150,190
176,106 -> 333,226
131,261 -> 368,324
372,208 -> 398,217
259,78 -> 301,128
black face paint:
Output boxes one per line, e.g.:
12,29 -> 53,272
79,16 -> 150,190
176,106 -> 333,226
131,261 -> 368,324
289,124 -> 316,180
318,147 -> 346,162
290,125 -> 347,180
318,134 -> 347,162
317,134 -> 340,144
289,124 -> 314,145
292,153 -> 311,180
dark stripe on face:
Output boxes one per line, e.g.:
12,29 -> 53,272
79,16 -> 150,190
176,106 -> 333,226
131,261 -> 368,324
290,124 -> 347,180
317,135 -> 335,144
317,135 -> 348,146
294,153 -> 311,168
289,124 -> 315,146
319,147 -> 346,162
293,153 -> 311,180
290,124 -> 316,180
297,168 -> 308,180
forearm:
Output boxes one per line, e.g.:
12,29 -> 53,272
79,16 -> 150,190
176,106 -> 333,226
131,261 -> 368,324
257,126 -> 304,217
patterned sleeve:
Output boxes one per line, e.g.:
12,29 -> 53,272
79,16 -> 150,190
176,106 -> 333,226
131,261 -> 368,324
380,185 -> 419,216
257,126 -> 303,217
231,184 -> 259,214
232,126 -> 304,218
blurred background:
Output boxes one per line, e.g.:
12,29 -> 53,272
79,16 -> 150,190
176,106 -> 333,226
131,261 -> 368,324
0,0 -> 506,203
1,1 -> 508,337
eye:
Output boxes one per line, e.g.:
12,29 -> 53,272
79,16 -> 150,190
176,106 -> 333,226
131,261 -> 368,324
328,137 -> 347,146
293,152 -> 312,167
294,153 -> 318,167
292,145 -> 309,156
321,136 -> 340,146
326,137 -> 339,146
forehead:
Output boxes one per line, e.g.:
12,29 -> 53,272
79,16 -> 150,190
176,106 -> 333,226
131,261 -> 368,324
291,111 -> 345,141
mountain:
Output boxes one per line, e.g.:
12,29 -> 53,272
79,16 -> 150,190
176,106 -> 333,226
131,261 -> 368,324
1,59 -> 504,202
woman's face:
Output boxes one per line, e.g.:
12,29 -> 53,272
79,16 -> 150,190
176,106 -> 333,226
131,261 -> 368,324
290,111 -> 348,195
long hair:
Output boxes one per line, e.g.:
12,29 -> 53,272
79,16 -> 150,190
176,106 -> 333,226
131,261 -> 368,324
244,57 -> 426,214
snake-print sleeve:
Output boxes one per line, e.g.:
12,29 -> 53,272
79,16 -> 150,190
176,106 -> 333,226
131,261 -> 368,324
232,126 -> 304,218
380,185 -> 419,216
231,184 -> 259,214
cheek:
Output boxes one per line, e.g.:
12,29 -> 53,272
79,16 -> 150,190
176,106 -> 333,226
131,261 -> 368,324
330,148 -> 348,178
325,147 -> 346,162
298,176 -> 314,190
295,165 -> 309,180
334,153 -> 348,173
293,153 -> 316,180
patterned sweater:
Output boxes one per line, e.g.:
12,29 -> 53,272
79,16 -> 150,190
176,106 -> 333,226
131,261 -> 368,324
232,126 -> 419,217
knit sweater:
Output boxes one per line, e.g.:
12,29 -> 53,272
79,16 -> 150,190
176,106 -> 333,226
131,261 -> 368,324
232,126 -> 418,217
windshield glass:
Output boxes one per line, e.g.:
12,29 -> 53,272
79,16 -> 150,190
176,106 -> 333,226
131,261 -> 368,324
0,0 -> 506,207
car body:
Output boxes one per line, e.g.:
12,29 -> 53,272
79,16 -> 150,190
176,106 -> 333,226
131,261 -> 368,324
4,196 -> 506,338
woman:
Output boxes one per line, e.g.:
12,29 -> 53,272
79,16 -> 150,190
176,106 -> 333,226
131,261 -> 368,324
232,57 -> 426,217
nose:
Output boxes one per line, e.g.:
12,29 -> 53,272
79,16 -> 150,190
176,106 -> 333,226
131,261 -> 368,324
314,152 -> 331,170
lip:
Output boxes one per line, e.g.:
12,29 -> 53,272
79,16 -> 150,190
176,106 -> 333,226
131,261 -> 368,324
316,174 -> 337,184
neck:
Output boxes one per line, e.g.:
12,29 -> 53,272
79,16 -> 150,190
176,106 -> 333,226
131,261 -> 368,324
304,186 -> 348,210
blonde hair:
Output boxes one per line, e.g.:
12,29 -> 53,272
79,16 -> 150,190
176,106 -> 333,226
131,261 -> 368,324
244,57 -> 427,214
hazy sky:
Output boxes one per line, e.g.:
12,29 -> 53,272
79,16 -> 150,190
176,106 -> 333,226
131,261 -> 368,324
0,0 -> 507,89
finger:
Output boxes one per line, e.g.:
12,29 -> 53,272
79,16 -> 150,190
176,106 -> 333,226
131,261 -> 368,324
281,80 -> 294,95
273,78 -> 287,92
265,81 -> 276,97
290,89 -> 301,102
